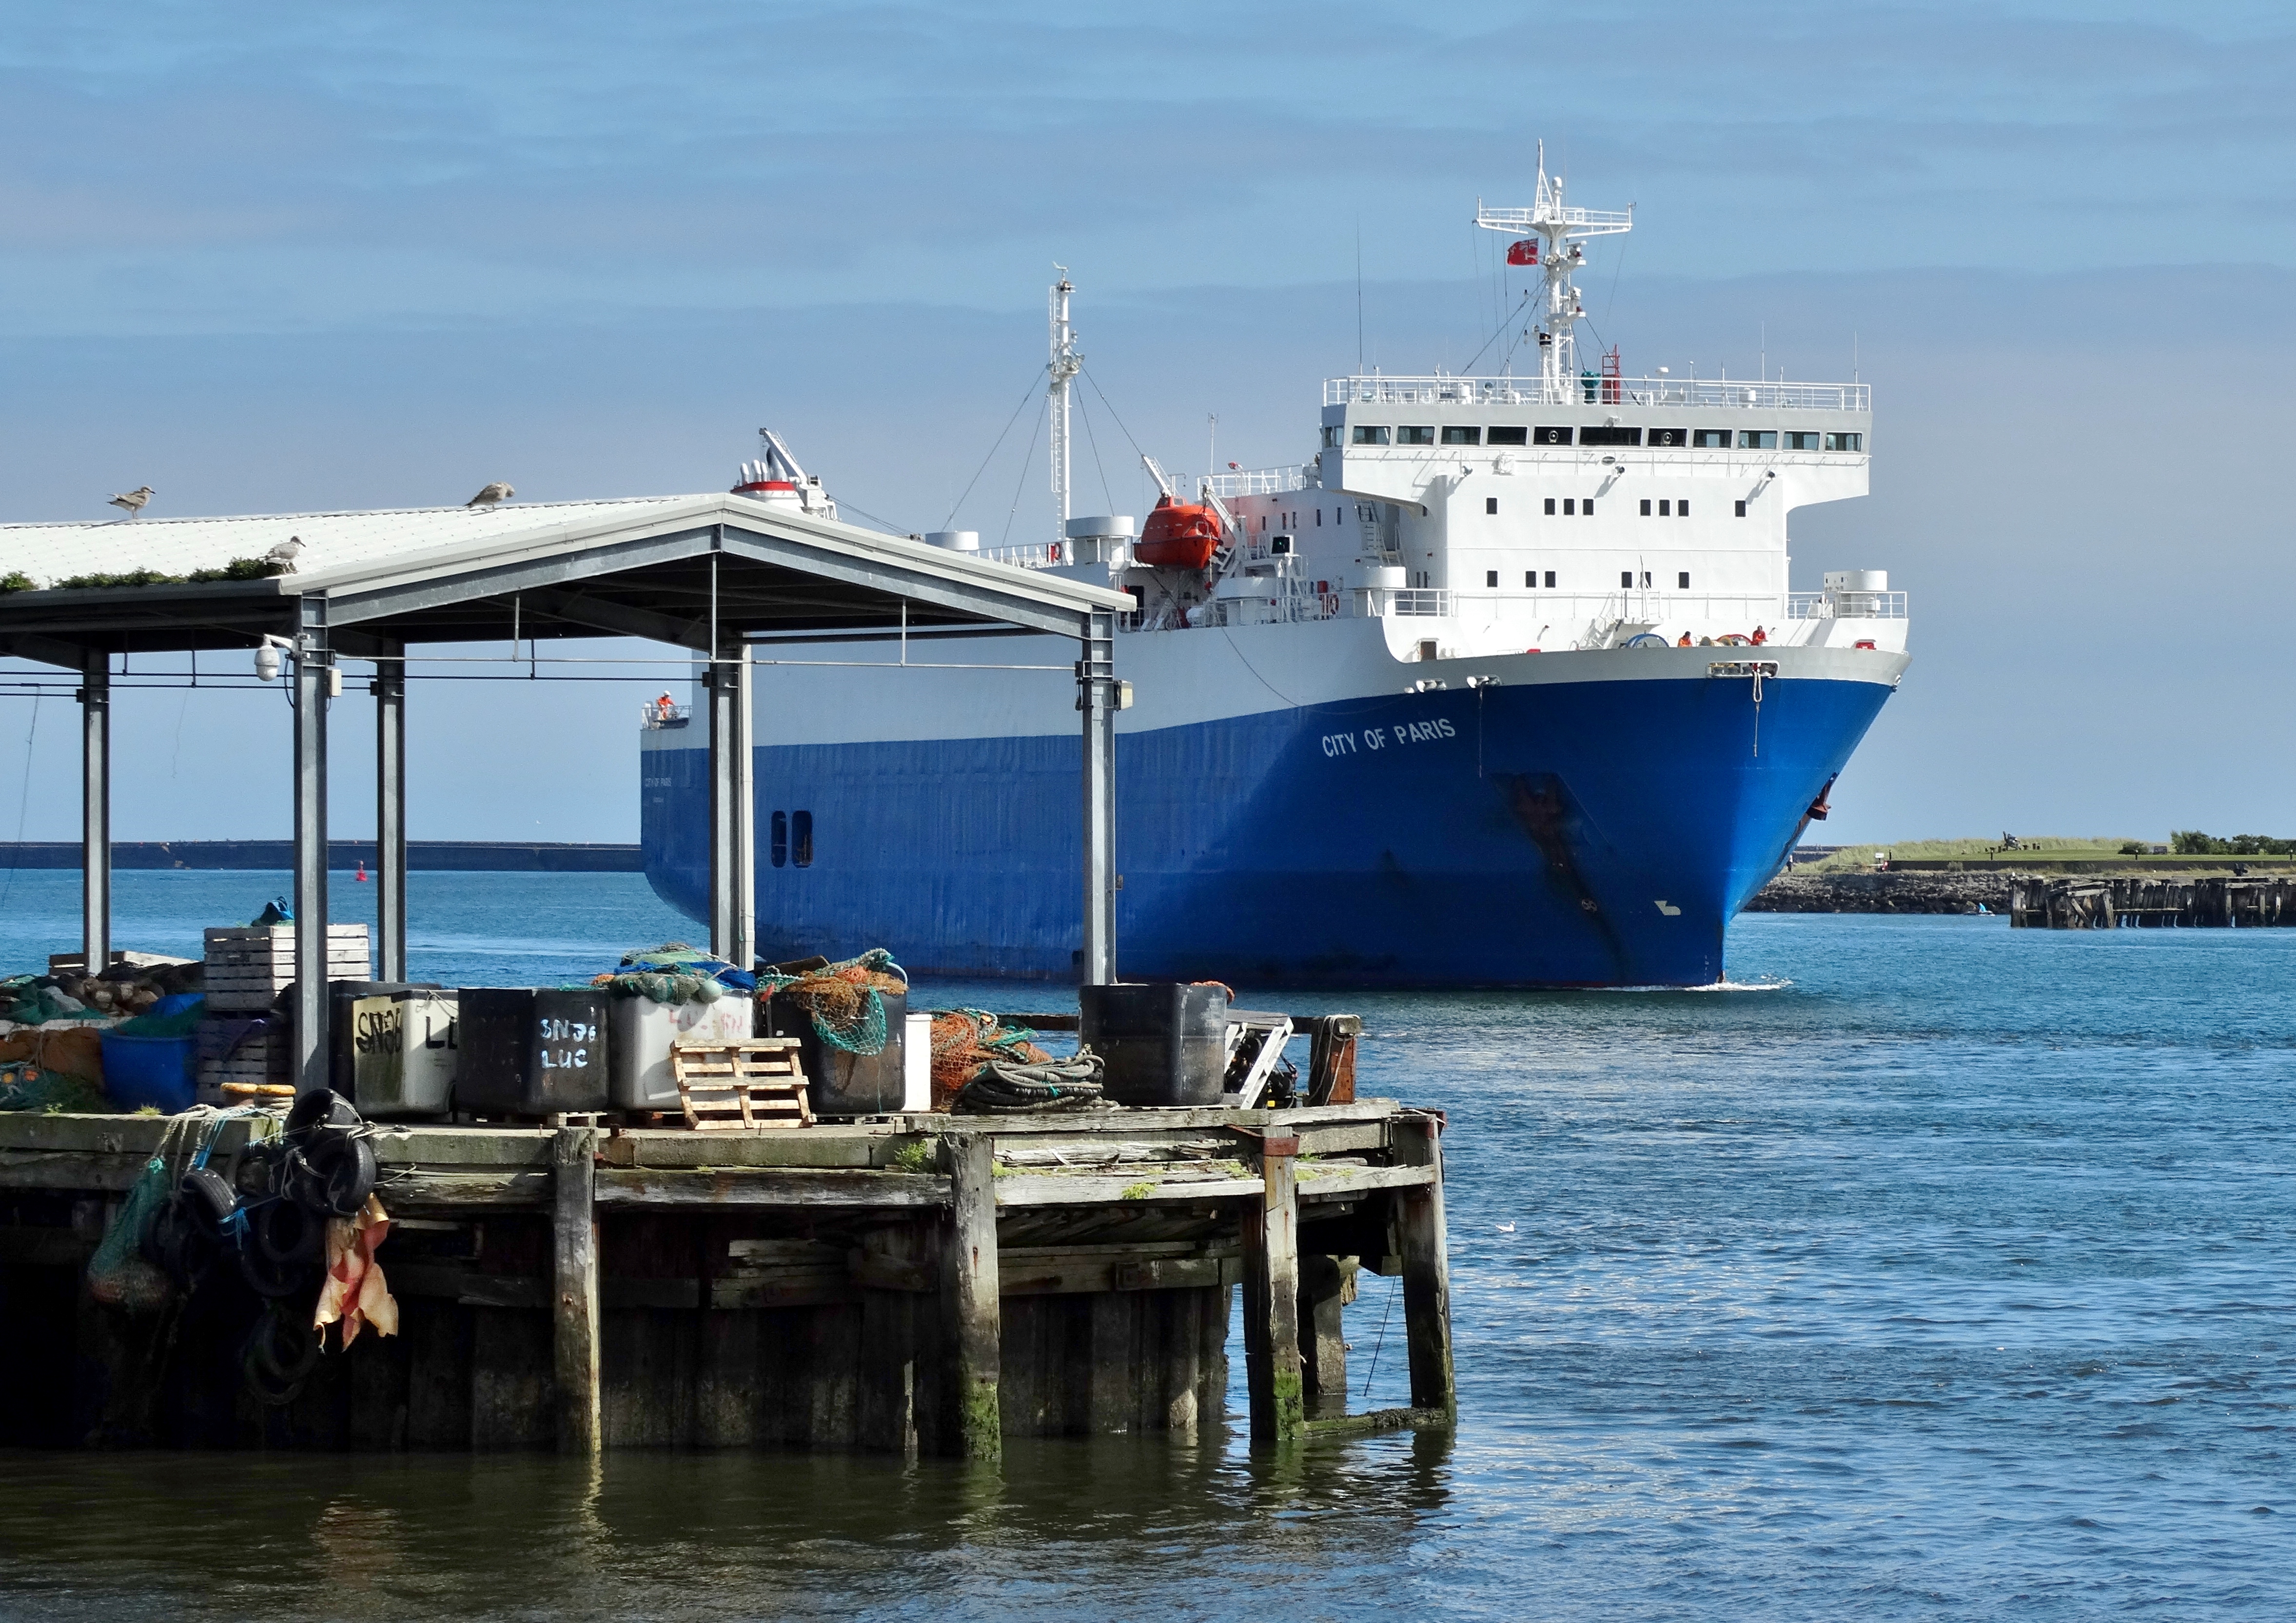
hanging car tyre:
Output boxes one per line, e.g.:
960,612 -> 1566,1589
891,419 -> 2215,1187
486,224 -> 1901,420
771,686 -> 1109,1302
253,1195 -> 322,1266
285,1087 -> 359,1139
179,1167 -> 239,1238
293,1133 -> 378,1218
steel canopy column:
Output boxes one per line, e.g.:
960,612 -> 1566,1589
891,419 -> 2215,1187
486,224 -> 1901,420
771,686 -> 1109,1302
732,639 -> 756,972
707,641 -> 739,962
78,649 -> 110,975
373,642 -> 407,982
1078,609 -> 1117,985
292,596 -> 332,1094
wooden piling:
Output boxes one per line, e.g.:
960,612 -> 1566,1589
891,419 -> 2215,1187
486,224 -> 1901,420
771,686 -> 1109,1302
1296,1252 -> 1356,1412
1240,1133 -> 1305,1443
551,1125 -> 602,1457
942,1132 -> 1002,1462
1392,1114 -> 1455,1420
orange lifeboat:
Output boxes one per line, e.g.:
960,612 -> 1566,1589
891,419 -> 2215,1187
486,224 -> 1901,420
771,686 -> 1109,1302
1134,493 -> 1223,569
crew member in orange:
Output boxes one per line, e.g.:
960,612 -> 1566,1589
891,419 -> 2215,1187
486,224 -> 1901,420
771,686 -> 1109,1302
1677,631 -> 1693,647
1749,626 -> 1768,645
654,692 -> 675,720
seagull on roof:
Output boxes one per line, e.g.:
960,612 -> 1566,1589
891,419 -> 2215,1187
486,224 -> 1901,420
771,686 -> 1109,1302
467,482 -> 514,508
108,486 -> 154,518
265,535 -> 304,572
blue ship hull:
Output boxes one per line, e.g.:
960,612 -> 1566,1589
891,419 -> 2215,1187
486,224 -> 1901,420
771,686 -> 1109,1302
641,670 -> 1892,987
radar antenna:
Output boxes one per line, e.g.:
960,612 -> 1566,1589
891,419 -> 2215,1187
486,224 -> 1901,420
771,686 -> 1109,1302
1474,141 -> 1632,405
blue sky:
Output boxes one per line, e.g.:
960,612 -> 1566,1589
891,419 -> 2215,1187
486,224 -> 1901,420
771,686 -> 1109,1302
3,0 -> 2293,846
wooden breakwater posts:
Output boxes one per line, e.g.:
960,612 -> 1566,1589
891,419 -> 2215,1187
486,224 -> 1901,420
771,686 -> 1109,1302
2009,874 -> 2296,929
0,1101 -> 1452,1455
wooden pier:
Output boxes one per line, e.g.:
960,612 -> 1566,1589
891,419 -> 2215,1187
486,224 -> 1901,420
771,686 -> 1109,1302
0,1100 -> 1452,1455
2009,874 -> 2296,929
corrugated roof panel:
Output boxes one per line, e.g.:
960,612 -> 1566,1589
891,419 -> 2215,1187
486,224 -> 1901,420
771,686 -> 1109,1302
0,497 -> 693,587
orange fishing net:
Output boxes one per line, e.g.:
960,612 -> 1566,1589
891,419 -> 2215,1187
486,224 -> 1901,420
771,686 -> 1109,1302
927,1010 -> 1050,1111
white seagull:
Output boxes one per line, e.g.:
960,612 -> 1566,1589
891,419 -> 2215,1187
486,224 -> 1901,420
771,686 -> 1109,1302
108,486 -> 154,518
466,482 -> 514,508
265,535 -> 305,572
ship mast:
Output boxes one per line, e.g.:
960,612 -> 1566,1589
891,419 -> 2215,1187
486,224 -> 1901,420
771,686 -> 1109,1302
1048,268 -> 1082,543
1474,143 -> 1632,403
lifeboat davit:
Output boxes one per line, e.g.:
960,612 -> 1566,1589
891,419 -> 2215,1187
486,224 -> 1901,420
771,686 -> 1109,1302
1134,494 -> 1223,569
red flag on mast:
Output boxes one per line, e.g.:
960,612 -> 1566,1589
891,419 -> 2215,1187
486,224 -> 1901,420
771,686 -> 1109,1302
1506,239 -> 1539,266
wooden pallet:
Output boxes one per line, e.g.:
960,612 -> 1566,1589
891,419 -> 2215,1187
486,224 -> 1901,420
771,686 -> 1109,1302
672,1039 -> 813,1132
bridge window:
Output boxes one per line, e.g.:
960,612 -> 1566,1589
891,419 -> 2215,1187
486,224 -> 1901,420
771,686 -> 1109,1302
1784,431 -> 1819,450
1545,570 -> 1556,588
1659,500 -> 1671,516
1679,571 -> 1691,589
770,811 -> 787,868
1679,500 -> 1690,517
1486,570 -> 1498,588
1647,428 -> 1688,448
1692,429 -> 1729,448
1580,425 -> 1641,447
1621,571 -> 1633,587
1321,425 -> 1339,448
1486,497 -> 1498,515
1583,500 -> 1595,516
1641,570 -> 1652,587
1641,498 -> 1651,516
1443,426 -> 1481,445
1563,499 -> 1575,516
1488,426 -> 1529,446
1545,497 -> 1557,515
791,810 -> 814,868
1398,425 -> 1434,445
1352,426 -> 1390,446
1738,430 -> 1776,450
1825,432 -> 1863,451
1532,426 -> 1571,445
1525,570 -> 1537,588
1735,500 -> 1747,517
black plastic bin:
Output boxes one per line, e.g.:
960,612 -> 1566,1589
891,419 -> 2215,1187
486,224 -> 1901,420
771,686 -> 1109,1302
762,989 -> 908,1118
1079,981 -> 1231,1107
454,988 -> 611,1115
325,980 -> 442,1103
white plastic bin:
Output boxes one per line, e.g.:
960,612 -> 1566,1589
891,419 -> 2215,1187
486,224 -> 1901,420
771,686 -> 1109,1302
608,995 -> 755,1110
903,1012 -> 931,1112
347,990 -> 458,1119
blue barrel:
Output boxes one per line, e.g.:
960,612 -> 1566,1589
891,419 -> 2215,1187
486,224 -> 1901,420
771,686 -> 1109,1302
100,1031 -> 198,1114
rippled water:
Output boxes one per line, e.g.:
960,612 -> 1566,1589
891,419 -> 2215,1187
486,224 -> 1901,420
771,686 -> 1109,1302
2,874 -> 2292,1619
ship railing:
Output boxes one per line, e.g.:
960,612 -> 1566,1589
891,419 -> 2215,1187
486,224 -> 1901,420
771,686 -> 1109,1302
639,702 -> 692,730
1786,590 -> 1908,620
1202,466 -> 1314,498
1324,374 -> 1870,412
973,539 -> 1132,570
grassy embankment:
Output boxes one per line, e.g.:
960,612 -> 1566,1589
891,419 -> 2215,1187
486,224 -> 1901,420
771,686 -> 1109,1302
1799,838 -> 2296,874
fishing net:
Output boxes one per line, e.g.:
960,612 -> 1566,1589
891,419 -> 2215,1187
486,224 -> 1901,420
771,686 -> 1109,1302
927,1010 -> 1052,1110
0,1026 -> 106,1112
761,949 -> 907,1056
86,1113 -> 228,1313
594,942 -> 734,1005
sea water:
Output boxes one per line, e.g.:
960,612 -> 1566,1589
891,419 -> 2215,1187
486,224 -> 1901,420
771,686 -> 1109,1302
0,870 -> 2291,1620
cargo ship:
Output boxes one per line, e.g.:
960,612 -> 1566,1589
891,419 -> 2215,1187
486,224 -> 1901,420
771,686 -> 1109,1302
640,157 -> 1909,985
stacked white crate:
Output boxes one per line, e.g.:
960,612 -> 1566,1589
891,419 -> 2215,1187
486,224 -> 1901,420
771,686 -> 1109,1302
195,925 -> 372,1102
201,925 -> 373,1010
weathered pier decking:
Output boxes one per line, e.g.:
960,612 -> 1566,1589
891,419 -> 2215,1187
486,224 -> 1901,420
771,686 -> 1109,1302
0,1100 -> 1452,1455
2009,874 -> 2296,929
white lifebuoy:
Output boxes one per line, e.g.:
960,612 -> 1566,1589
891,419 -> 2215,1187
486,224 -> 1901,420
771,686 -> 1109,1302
1322,592 -> 1340,617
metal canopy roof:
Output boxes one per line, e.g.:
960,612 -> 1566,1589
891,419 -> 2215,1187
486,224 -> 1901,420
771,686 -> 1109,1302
0,493 -> 1132,662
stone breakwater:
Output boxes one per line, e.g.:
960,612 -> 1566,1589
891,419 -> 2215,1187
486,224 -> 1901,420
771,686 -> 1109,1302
1747,870 -> 2019,915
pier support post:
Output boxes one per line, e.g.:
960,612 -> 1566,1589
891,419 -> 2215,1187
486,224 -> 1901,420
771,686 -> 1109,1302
291,596 -> 332,1093
373,642 -> 407,982
942,1133 -> 1001,1462
1393,1114 -> 1455,1419
1297,1252 -> 1356,1412
732,641 -> 755,973
706,635 -> 751,967
552,1125 -> 602,1458
1241,1133 -> 1305,1443
1077,608 -> 1117,985
78,647 -> 110,977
